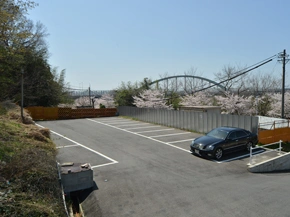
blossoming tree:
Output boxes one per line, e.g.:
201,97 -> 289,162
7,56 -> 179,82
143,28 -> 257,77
133,89 -> 172,109
180,91 -> 214,107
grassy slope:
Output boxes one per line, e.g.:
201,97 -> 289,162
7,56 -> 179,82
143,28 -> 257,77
0,102 -> 66,217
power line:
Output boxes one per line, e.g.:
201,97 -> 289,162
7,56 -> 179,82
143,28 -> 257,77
193,54 -> 278,93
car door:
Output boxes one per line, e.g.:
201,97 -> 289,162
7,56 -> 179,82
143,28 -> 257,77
223,131 -> 239,152
235,130 -> 249,149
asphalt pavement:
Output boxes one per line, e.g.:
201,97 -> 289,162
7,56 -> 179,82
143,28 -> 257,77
37,117 -> 290,217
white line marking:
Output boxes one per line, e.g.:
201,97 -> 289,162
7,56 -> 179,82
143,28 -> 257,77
168,139 -> 195,144
136,129 -> 174,133
36,123 -> 118,166
87,119 -> 191,153
151,132 -> 191,138
117,123 -> 150,127
125,126 -> 161,130
56,144 -> 79,149
91,162 -> 117,168
103,121 -> 137,124
99,119 -> 125,122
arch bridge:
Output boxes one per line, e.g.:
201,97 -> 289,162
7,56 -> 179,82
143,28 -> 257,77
149,75 -> 226,94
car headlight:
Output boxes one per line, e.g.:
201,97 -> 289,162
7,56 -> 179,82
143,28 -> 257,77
205,145 -> 214,150
191,139 -> 196,146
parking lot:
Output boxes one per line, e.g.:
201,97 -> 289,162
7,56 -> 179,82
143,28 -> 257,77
37,117 -> 290,217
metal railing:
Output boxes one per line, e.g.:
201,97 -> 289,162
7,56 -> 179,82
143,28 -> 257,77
248,140 -> 283,165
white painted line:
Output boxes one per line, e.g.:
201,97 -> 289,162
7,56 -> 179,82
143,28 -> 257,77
125,126 -> 161,130
117,123 -> 150,127
87,118 -> 191,153
168,139 -> 195,144
214,150 -> 265,163
151,132 -> 191,138
99,118 -> 123,121
136,129 -> 174,133
56,144 -> 79,149
36,123 -> 119,166
103,121 -> 137,125
91,162 -> 118,169
51,131 -> 118,163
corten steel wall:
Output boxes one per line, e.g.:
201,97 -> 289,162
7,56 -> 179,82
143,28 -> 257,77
258,128 -> 290,144
26,107 -> 117,120
117,106 -> 258,134
25,107 -> 59,120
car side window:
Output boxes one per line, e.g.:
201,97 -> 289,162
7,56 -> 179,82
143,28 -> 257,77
228,132 -> 237,140
236,130 -> 247,138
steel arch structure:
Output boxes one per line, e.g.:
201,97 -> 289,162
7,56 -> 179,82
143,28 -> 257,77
149,75 -> 226,92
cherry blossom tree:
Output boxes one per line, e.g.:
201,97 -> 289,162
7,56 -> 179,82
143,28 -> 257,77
180,91 -> 214,107
215,91 -> 256,115
74,96 -> 91,107
93,94 -> 115,108
267,92 -> 290,118
133,89 -> 171,109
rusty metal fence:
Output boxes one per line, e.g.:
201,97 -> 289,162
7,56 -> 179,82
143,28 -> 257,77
258,120 -> 290,144
25,107 -> 117,120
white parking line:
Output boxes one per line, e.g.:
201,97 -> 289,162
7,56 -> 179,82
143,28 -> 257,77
91,162 -> 117,169
151,132 -> 191,138
168,139 -> 195,144
98,118 -> 123,121
56,144 -> 79,149
104,121 -> 137,125
125,126 -> 161,130
36,123 -> 118,167
87,118 -> 191,153
137,129 -> 174,133
117,123 -> 150,127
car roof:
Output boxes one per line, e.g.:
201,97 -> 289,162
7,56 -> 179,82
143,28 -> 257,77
215,126 -> 247,132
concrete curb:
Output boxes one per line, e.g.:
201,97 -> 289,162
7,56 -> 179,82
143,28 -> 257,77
248,152 -> 290,173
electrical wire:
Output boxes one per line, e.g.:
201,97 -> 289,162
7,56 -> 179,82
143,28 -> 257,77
193,53 -> 280,93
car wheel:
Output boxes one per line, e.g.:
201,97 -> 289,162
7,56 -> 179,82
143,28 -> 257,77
246,141 -> 253,152
214,148 -> 223,160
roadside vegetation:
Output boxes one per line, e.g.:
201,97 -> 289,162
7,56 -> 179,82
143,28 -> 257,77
0,101 -> 66,217
0,0 -> 71,106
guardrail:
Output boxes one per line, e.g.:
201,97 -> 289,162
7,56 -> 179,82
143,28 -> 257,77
248,140 -> 283,165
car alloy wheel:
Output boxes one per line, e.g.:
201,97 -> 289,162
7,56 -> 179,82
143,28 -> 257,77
246,141 -> 253,152
214,148 -> 223,160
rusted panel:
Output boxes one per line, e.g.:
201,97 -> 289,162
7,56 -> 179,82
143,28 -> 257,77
26,107 -> 117,120
42,107 -> 58,120
258,127 -> 290,144
25,107 -> 58,120
58,108 -> 72,119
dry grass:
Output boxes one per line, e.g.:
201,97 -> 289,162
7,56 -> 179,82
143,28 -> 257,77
0,102 -> 66,217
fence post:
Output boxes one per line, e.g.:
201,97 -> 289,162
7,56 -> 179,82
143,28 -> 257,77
279,140 -> 282,155
248,146 -> 253,165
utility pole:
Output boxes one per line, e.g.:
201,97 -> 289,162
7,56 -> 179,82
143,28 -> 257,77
89,86 -> 91,106
278,49 -> 289,118
21,69 -> 24,122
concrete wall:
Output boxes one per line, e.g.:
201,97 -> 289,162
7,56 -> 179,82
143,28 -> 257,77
248,152 -> 290,173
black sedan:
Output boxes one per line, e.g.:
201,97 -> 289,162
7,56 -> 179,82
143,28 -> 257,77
190,127 -> 258,160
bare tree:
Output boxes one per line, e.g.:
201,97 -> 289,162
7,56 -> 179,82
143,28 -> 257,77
183,67 -> 204,94
247,72 -> 282,96
214,65 -> 248,95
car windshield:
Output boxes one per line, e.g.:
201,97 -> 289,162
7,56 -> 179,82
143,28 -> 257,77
207,129 -> 228,140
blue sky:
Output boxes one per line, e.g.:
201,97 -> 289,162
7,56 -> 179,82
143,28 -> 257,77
28,0 -> 290,91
